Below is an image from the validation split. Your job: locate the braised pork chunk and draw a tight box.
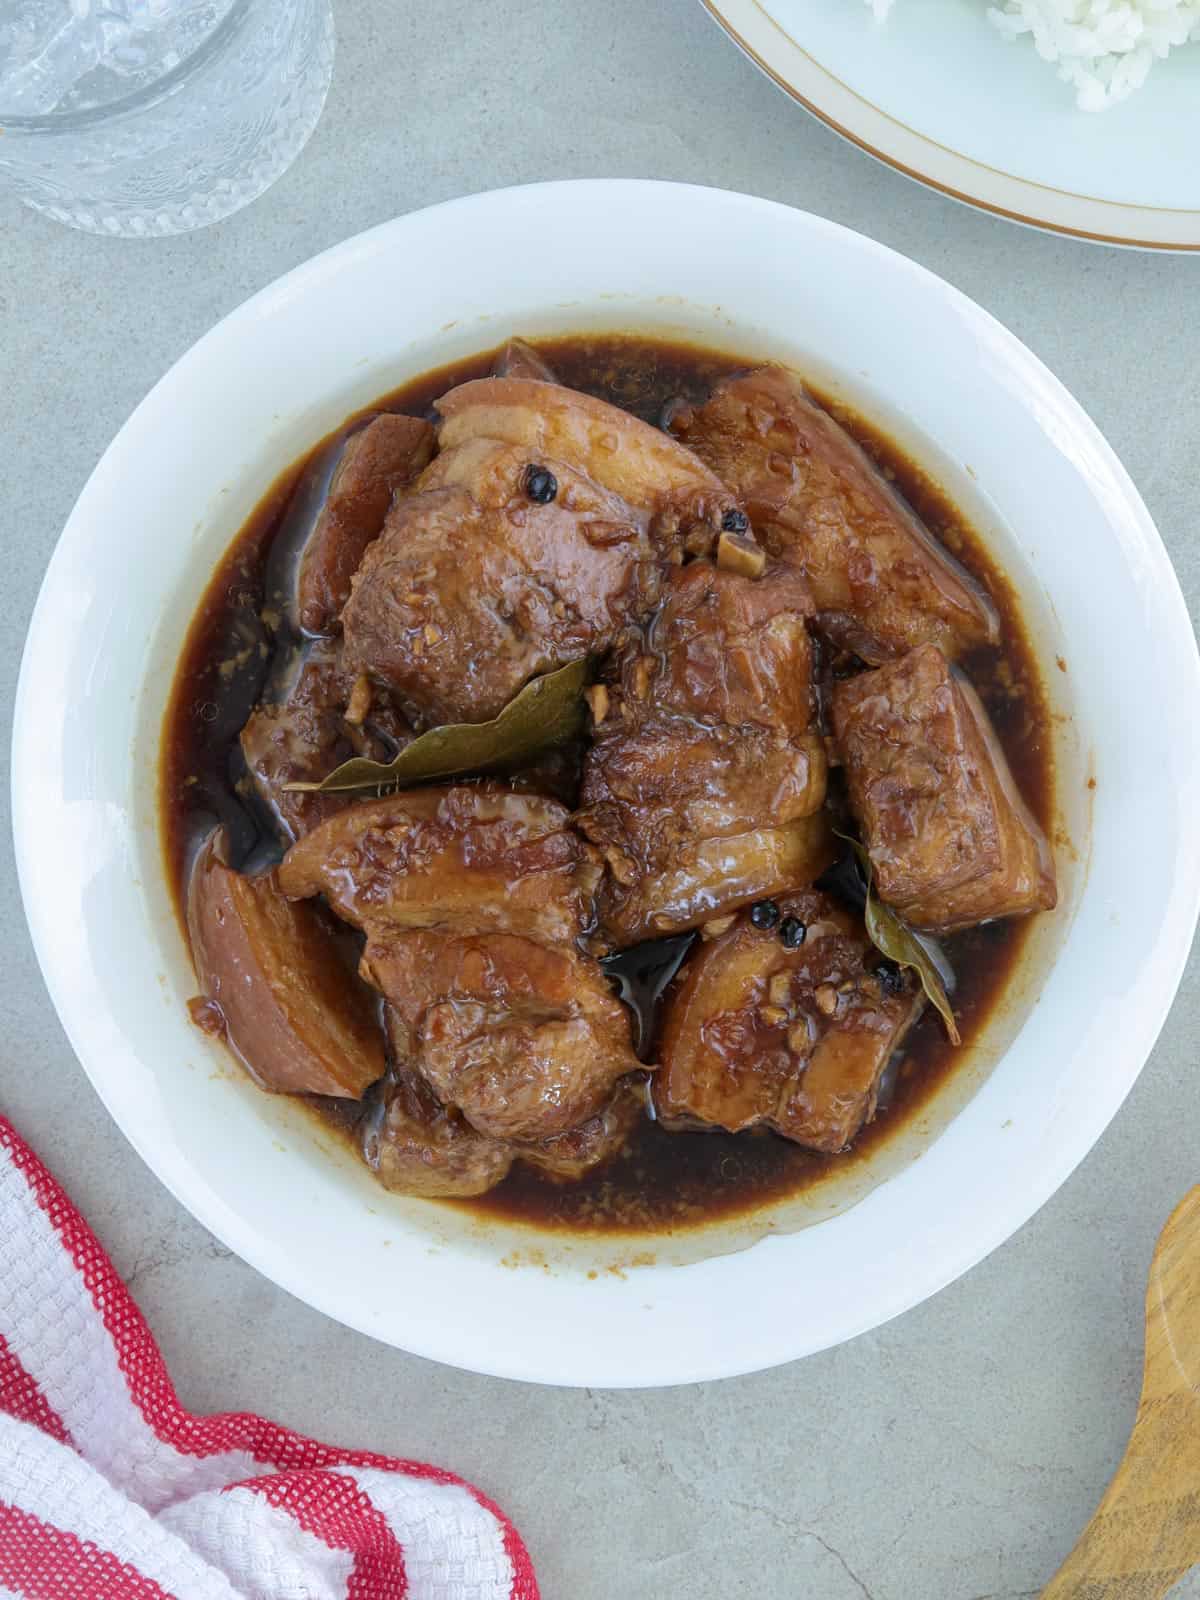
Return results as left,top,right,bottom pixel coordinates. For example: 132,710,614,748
434,376,737,538
362,1062,515,1198
188,834,384,1100
279,785,639,1142
277,786,591,945
364,931,636,1141
656,891,923,1153
641,550,817,731
341,377,740,727
297,413,435,635
578,561,831,942
362,1044,642,1197
670,366,998,663
239,641,412,844
832,644,1056,932
516,1077,645,1180
341,474,654,727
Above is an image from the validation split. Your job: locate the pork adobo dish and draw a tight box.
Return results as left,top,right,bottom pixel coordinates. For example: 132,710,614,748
164,335,1056,1232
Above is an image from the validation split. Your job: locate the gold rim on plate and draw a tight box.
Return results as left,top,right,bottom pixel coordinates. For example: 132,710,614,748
702,0,1200,252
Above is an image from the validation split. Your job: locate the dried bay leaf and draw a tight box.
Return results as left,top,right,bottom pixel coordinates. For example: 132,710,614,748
286,657,589,795
833,836,961,1045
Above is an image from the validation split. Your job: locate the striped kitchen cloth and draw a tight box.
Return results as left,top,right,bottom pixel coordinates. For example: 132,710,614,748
0,1117,538,1599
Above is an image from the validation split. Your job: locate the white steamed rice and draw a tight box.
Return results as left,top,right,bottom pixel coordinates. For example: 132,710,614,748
867,0,1200,110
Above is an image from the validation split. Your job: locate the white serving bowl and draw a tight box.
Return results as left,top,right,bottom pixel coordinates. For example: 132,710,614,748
14,181,1200,1387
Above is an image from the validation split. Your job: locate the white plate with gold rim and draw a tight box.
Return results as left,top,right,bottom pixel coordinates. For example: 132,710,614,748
702,0,1200,250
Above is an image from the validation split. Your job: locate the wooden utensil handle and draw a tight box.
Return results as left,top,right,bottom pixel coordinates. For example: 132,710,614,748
1042,1189,1200,1599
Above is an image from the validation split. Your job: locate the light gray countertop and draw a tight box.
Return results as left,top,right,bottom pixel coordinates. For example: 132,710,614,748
3,3,1199,1596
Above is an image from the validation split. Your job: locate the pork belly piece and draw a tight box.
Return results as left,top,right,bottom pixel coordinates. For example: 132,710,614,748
831,643,1056,932
580,720,832,944
365,932,637,1141
655,890,923,1153
434,375,737,542
515,1077,645,1181
297,413,435,635
340,433,730,734
340,375,742,727
239,641,412,844
340,473,654,726
577,561,831,943
642,554,817,732
361,1051,642,1198
279,784,639,1142
361,1062,515,1198
187,833,385,1099
278,785,594,947
669,366,999,662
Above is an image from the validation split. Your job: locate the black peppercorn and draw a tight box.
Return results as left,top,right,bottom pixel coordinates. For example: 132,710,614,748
779,917,807,949
874,959,905,995
721,508,750,533
749,899,780,930
523,465,558,504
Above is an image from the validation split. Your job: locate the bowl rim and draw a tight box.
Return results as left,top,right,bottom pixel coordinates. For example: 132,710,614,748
13,179,1200,1386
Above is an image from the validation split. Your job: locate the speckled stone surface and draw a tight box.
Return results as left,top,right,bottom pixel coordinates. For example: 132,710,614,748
2,3,1199,1595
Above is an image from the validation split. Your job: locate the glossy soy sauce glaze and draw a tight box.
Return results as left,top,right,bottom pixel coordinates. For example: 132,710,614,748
162,334,1054,1236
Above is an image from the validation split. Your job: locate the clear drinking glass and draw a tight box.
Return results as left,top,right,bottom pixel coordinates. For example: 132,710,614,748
0,0,334,235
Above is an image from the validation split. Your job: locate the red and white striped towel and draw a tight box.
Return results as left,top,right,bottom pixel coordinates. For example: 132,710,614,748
0,1118,539,1600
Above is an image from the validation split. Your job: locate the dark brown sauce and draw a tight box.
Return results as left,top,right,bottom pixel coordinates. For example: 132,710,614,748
162,334,1054,1237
